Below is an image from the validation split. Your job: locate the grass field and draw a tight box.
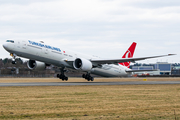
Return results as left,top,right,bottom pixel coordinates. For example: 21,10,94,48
0,78,180,120
1,77,180,83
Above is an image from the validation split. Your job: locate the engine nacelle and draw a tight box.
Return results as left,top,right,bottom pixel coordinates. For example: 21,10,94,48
73,58,92,71
27,60,46,70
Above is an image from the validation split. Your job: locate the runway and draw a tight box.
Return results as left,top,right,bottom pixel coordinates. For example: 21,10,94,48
1,81,180,87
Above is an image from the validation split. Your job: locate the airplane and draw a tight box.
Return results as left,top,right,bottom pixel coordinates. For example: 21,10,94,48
3,40,175,81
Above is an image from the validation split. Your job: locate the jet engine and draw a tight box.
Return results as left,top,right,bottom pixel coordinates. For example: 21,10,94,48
27,60,46,70
73,58,92,71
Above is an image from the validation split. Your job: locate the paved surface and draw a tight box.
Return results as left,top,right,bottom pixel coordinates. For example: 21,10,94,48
1,81,180,87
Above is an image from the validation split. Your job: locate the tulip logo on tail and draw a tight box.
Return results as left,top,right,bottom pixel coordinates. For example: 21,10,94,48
119,42,137,68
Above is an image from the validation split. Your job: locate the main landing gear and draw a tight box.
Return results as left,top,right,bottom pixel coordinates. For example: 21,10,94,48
57,67,68,81
82,73,94,81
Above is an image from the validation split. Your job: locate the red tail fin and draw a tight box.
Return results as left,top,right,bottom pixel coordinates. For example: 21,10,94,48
119,42,137,68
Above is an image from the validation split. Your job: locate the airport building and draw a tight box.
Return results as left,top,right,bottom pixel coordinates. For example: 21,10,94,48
154,62,172,75
132,62,172,75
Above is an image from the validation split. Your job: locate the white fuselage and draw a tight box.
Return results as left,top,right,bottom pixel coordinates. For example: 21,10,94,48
3,40,131,77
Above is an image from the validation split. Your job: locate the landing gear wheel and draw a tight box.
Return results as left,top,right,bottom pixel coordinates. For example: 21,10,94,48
12,61,16,64
82,73,94,81
65,77,68,81
82,74,85,78
59,74,63,79
91,77,94,81
56,67,68,81
57,74,60,78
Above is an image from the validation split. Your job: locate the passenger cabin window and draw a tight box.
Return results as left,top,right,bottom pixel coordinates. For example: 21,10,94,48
6,40,14,43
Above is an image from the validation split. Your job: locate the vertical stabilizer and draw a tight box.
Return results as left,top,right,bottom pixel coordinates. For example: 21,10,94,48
119,42,137,68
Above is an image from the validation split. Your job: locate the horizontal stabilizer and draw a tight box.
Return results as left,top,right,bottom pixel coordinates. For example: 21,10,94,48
126,69,158,73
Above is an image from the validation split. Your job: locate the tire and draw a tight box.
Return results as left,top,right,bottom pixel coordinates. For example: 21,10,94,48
57,74,60,78
60,74,63,79
87,77,91,81
91,77,94,81
85,75,88,79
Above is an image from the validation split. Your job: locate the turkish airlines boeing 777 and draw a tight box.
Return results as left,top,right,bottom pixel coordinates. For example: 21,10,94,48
3,40,174,81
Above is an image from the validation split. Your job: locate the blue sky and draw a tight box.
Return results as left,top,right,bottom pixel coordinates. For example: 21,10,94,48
0,0,179,63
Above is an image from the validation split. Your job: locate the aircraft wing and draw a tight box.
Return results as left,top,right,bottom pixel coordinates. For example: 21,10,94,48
90,54,175,65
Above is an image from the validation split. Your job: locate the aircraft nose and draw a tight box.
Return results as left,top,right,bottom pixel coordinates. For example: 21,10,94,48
3,43,7,49
3,43,10,51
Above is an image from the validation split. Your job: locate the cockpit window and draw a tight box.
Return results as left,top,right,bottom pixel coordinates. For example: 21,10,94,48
6,40,14,43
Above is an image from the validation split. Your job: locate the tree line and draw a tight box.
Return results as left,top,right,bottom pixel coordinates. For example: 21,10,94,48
1,58,179,77
0,58,86,77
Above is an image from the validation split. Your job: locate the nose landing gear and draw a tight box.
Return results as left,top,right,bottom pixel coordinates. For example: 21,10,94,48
10,53,17,64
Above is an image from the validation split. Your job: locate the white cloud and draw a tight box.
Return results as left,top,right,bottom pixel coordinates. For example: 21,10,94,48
1,0,180,23
0,0,179,63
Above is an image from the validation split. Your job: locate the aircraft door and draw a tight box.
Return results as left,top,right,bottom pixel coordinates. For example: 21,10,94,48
22,41,27,49
41,47,50,59
118,66,122,77
42,47,48,54
44,48,48,54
